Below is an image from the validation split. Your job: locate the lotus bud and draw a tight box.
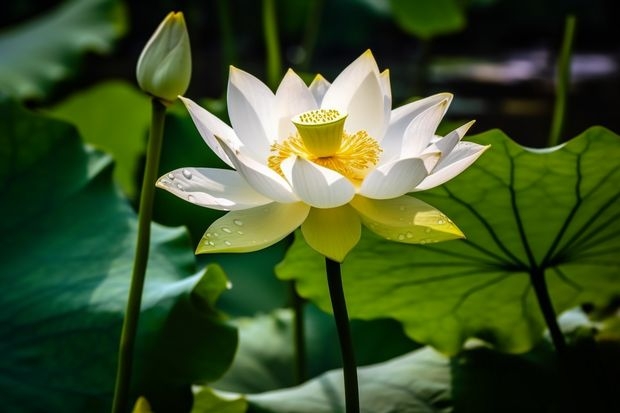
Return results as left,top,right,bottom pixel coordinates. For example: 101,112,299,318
136,11,191,103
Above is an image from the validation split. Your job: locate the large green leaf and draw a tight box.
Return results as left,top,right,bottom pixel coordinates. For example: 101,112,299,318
48,81,150,199
0,0,126,101
277,127,620,354
0,99,237,412
388,0,465,39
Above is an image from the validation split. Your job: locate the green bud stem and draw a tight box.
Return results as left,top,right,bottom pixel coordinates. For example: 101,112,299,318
111,99,167,413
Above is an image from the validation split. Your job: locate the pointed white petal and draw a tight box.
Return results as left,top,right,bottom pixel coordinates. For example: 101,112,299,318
156,167,272,210
401,97,451,157
218,138,298,203
381,93,453,164
309,74,331,105
280,157,356,208
179,96,241,168
321,50,379,112
340,71,385,142
196,202,310,254
275,69,318,142
379,69,392,137
414,142,490,191
433,120,476,162
359,154,436,199
227,66,276,160
301,205,361,262
350,195,464,243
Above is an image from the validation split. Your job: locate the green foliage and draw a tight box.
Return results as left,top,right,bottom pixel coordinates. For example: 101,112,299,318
277,128,620,354
49,80,150,199
0,0,127,101
388,0,465,39
0,99,237,412
191,387,248,413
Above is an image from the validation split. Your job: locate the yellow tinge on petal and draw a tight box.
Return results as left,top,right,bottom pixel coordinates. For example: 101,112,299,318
301,205,361,262
350,195,464,244
269,109,382,182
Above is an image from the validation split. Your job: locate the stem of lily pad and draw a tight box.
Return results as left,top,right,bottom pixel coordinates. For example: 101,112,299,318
548,15,576,147
290,282,307,384
529,268,567,355
111,98,167,413
325,258,359,413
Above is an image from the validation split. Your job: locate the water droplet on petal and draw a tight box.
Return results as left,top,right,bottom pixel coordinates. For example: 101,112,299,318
208,241,215,246
205,233,212,238
224,240,232,246
233,219,244,226
182,168,193,179
176,183,184,191
221,227,232,234
159,179,170,186
167,173,175,180
397,233,405,241
187,195,196,203
406,232,413,239
213,232,219,237
437,219,445,225
237,230,244,235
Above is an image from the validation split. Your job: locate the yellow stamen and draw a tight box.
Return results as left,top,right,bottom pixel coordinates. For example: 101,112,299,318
268,109,382,182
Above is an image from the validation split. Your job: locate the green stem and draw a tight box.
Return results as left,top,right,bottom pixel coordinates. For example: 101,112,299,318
216,0,237,90
298,0,325,72
529,268,567,355
325,258,359,413
290,282,307,384
548,15,576,147
262,0,282,90
111,98,167,413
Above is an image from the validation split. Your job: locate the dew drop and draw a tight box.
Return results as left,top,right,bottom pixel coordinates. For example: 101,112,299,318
397,233,405,241
237,230,244,235
176,183,185,191
182,168,193,179
221,227,232,234
437,219,445,225
208,241,215,246
224,240,232,246
233,219,244,226
205,233,212,238
159,179,170,186
187,194,196,203
406,232,413,239
213,232,220,237
167,173,175,180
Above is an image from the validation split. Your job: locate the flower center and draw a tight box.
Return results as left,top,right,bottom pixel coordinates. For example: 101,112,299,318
268,109,381,182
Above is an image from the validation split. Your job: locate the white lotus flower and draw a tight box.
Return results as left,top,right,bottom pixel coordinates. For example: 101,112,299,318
157,50,489,262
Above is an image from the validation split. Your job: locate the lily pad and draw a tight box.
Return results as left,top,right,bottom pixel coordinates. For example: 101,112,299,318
0,99,237,412
277,127,620,354
388,0,465,39
0,0,126,101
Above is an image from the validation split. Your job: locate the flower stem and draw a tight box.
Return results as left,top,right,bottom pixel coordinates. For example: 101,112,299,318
298,0,325,72
529,268,567,355
262,0,282,90
325,258,359,413
548,15,576,147
290,282,307,384
111,98,167,413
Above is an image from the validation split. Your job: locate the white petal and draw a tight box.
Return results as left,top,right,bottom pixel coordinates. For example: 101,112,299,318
218,138,298,203
196,202,310,254
309,74,331,105
321,50,379,112
379,69,392,137
156,167,272,211
280,157,356,208
433,120,476,162
401,96,451,157
381,93,453,164
227,66,276,160
275,69,318,142
414,142,490,191
179,96,241,168
360,154,437,199
340,71,385,142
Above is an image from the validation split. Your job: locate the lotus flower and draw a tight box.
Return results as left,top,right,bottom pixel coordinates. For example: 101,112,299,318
157,51,488,261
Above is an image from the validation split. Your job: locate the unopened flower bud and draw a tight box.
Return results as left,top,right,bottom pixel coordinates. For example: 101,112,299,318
136,11,191,102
